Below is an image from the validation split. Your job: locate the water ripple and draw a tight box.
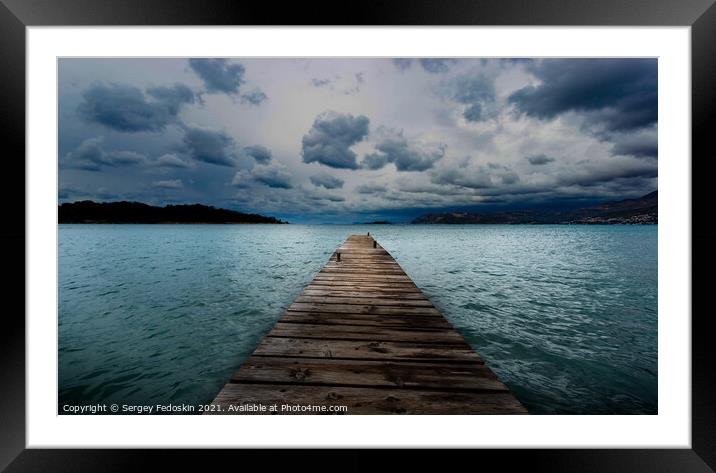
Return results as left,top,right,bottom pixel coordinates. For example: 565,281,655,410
59,224,657,414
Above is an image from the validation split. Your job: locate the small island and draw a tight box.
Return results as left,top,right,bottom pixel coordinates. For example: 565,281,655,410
58,200,288,224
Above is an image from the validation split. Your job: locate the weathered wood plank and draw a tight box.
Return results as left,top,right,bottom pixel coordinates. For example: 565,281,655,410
268,322,468,344
316,270,412,282
288,302,441,316
209,384,527,414
302,288,428,299
230,356,508,391
294,295,434,307
253,337,483,362
306,281,419,289
280,312,453,329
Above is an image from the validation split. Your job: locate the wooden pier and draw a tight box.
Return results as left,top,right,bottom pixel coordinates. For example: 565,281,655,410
209,234,527,414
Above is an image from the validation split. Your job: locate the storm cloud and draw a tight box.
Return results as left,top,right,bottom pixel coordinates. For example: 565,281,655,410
509,59,657,132
78,83,195,132
609,127,658,159
449,74,496,122
232,162,293,189
392,58,458,74
432,164,493,189
146,84,197,114
181,125,237,166
241,89,268,106
64,137,147,171
419,58,458,74
356,184,387,194
154,153,193,168
310,172,344,189
301,111,370,169
189,58,246,95
152,179,183,189
362,129,446,171
527,154,555,165
251,163,293,188
244,145,272,163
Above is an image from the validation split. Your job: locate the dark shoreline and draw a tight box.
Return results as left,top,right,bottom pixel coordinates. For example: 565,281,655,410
58,221,288,224
58,200,287,224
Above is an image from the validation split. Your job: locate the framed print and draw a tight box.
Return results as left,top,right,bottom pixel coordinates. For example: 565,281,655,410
2,0,714,470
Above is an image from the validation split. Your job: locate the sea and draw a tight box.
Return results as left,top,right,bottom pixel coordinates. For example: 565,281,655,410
59,224,657,414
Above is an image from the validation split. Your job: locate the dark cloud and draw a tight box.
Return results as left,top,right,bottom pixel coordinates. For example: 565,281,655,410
362,129,445,172
105,150,147,166
241,89,267,106
233,163,292,189
63,137,106,170
509,59,657,132
146,84,197,114
78,83,194,132
58,185,124,202
357,184,387,194
155,153,193,168
181,125,237,167
304,187,345,202
301,111,370,169
397,181,465,196
392,58,413,72
244,145,272,163
250,164,293,189
611,130,658,159
311,78,332,87
152,179,183,189
189,58,246,95
64,137,147,171
555,159,657,188
527,154,555,165
419,58,457,74
392,58,457,74
499,170,520,184
498,58,536,67
433,166,491,189
449,74,496,122
310,173,344,189
463,104,484,122
429,156,655,200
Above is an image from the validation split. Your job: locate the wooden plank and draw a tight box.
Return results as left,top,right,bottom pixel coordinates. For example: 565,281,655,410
315,273,413,281
230,356,508,391
280,312,453,329
302,289,428,299
288,302,440,315
306,281,419,289
253,337,483,363
320,270,408,276
268,322,468,344
294,295,435,307
209,384,527,414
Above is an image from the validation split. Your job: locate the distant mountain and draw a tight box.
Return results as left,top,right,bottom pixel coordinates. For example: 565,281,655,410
59,200,288,224
412,191,657,225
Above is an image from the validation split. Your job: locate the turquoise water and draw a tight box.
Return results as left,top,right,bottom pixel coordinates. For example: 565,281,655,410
59,224,657,414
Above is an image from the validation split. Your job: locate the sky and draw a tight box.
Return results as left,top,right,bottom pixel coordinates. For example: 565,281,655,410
58,58,657,223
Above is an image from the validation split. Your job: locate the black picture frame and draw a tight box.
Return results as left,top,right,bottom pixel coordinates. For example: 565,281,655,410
2,0,713,471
